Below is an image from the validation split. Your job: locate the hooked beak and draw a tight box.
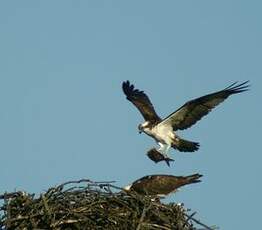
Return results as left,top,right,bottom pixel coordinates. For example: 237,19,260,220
138,124,143,134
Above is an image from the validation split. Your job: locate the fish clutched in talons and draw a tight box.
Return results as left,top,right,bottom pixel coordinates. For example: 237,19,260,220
147,148,174,167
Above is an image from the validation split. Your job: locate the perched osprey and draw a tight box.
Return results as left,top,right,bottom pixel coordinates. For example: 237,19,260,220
124,174,202,196
122,80,249,158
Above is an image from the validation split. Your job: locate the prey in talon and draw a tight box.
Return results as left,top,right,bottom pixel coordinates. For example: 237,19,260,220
147,148,174,167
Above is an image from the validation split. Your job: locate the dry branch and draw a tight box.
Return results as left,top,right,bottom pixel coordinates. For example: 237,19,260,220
0,179,214,230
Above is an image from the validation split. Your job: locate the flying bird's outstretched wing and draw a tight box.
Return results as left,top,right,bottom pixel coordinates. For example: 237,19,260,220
125,174,202,196
158,81,250,131
122,81,161,122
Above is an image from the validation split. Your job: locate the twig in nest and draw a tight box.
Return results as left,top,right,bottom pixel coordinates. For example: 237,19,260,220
0,178,212,230
185,213,214,230
136,203,152,230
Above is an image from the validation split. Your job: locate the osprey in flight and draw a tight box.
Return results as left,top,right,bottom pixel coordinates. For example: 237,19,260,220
124,174,202,196
122,80,249,158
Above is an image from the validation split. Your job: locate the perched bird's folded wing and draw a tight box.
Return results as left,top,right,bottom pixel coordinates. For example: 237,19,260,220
158,81,250,131
126,174,203,196
122,81,161,122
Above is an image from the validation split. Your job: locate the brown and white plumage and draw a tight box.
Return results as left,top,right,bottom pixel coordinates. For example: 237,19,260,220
159,81,250,131
124,174,202,196
122,80,249,158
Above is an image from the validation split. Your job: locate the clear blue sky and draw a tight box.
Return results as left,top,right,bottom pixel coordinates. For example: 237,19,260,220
0,1,261,229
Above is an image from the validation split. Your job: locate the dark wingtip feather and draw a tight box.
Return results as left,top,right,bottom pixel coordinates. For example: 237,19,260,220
191,173,203,179
188,173,203,183
122,80,146,100
192,179,202,183
195,142,200,151
122,80,133,96
197,174,203,179
225,80,250,94
190,141,200,152
122,80,129,90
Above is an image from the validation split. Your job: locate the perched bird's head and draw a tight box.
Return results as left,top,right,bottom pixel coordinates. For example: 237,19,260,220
138,121,150,134
123,184,132,191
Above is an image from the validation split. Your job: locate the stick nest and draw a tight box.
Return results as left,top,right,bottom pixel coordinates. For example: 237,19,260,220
0,179,201,230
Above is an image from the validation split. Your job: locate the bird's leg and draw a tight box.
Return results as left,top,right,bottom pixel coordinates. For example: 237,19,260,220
158,142,164,152
162,144,171,157
158,143,170,157
164,144,171,155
